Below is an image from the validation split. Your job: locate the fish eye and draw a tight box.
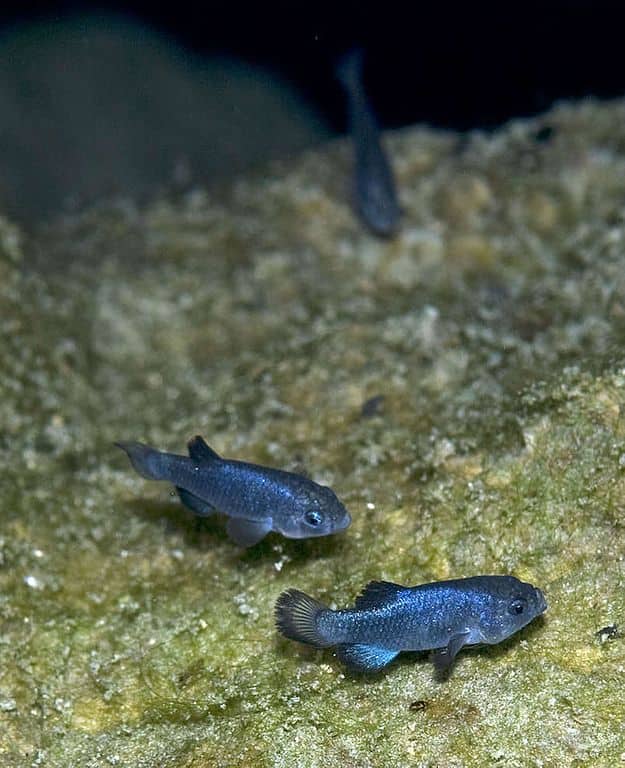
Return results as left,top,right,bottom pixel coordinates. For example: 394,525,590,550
509,599,526,616
304,510,323,527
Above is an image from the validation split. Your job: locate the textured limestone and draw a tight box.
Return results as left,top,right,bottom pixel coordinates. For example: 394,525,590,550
2,100,625,767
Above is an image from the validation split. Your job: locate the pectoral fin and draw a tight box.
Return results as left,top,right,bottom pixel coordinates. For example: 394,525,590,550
176,487,216,517
432,630,471,674
226,517,272,547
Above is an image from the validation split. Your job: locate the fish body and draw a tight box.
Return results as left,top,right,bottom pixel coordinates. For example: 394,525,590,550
116,436,351,546
276,575,547,673
337,49,400,237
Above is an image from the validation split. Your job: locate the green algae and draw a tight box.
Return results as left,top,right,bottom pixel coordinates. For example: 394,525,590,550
2,101,625,766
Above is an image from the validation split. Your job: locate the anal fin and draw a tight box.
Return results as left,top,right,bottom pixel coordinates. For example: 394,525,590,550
226,517,272,547
336,643,399,673
176,487,216,517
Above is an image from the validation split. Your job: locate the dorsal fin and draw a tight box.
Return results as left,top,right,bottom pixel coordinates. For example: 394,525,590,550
354,580,405,609
187,435,221,464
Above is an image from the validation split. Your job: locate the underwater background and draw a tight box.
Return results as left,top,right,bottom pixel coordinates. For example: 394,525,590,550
1,4,625,766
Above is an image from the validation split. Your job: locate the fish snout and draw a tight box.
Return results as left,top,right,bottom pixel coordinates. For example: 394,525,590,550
336,509,352,532
536,588,548,614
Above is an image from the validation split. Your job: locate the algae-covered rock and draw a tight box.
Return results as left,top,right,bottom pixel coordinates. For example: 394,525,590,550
2,100,625,767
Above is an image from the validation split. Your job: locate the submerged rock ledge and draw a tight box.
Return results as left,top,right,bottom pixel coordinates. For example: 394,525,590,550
2,99,625,767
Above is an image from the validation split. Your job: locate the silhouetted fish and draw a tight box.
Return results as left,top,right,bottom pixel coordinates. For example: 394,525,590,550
337,49,401,237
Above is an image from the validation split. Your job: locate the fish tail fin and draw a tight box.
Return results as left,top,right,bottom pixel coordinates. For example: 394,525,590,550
115,441,164,480
275,589,334,648
336,48,364,91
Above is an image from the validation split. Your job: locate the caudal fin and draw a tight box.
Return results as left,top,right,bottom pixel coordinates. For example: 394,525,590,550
115,441,164,480
275,589,333,648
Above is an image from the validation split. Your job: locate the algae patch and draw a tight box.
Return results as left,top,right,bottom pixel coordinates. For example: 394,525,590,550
2,101,625,766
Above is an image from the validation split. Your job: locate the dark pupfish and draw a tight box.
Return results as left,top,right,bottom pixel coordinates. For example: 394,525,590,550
116,436,351,547
337,48,401,238
276,575,546,674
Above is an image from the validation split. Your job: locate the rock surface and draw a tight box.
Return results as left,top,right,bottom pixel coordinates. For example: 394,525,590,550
2,100,625,766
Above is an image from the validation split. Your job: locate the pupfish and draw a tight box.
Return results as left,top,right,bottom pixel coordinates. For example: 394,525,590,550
116,436,351,547
337,49,401,237
276,575,546,674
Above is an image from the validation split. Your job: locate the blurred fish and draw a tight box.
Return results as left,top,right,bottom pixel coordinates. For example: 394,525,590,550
276,575,547,674
337,49,401,237
116,436,351,547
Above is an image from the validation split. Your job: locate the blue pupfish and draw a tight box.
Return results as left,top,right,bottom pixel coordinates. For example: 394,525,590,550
337,48,401,238
116,436,351,547
276,575,547,674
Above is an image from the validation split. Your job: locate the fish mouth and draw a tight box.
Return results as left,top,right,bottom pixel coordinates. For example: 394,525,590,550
336,511,352,532
536,588,548,614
